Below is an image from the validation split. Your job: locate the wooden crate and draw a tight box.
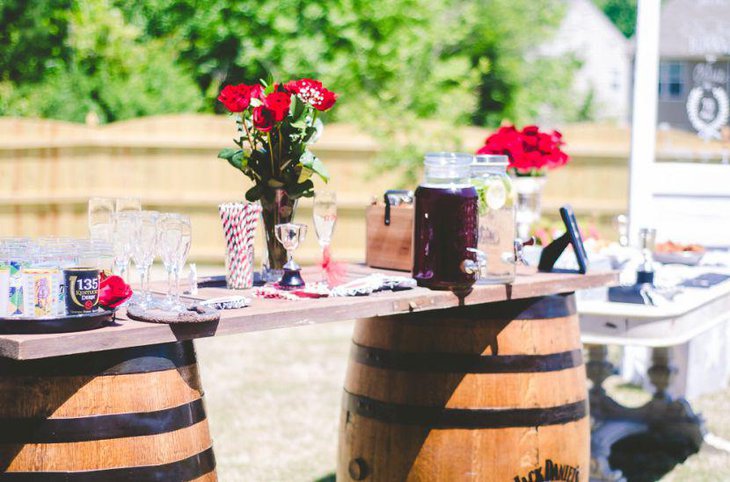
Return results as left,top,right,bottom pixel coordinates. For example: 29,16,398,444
365,203,413,272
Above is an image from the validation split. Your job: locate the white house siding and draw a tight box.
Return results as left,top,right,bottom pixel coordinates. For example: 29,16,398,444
540,0,631,122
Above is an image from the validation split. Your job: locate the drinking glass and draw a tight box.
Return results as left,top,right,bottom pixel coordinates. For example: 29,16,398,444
313,191,337,283
88,198,115,241
130,211,159,308
274,223,307,270
112,212,136,282
115,198,142,214
157,214,192,311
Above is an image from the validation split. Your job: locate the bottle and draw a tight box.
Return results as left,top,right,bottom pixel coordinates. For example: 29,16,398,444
470,154,517,284
412,152,479,294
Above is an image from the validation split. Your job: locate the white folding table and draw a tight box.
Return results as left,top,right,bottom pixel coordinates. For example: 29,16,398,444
577,268,730,481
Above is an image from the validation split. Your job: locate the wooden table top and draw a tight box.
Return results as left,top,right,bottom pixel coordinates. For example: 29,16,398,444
0,265,617,360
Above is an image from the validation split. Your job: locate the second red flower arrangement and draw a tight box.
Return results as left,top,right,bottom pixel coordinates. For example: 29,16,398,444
477,124,569,176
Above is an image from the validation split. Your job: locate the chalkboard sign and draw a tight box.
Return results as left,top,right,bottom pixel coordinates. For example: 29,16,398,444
538,205,589,274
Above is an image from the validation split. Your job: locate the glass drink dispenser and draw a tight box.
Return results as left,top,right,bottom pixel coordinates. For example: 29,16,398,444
412,153,479,294
470,154,517,284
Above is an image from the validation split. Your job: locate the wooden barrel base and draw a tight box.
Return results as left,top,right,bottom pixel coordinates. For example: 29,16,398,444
0,342,217,481
338,294,588,482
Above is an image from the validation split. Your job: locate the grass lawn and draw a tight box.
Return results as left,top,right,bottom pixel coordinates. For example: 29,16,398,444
195,321,730,482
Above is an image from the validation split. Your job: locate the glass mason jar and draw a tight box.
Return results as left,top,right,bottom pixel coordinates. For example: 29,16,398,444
412,152,479,294
470,155,517,284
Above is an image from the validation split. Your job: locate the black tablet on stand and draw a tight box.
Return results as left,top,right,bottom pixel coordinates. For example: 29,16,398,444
538,205,589,274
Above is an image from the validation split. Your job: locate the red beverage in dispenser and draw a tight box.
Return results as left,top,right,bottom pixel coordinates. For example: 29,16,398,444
412,153,479,293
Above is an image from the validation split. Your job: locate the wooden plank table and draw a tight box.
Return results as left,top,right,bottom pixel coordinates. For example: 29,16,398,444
0,265,616,361
0,265,617,481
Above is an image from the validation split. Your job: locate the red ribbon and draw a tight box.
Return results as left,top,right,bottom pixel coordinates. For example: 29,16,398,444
321,246,346,286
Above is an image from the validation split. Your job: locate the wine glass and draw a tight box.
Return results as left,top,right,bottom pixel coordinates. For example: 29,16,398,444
88,197,115,241
111,212,136,282
274,223,307,289
157,214,192,311
116,198,142,214
130,211,159,308
313,191,337,283
275,223,307,270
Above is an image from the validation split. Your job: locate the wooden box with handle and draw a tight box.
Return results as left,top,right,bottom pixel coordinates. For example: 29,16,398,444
366,190,414,272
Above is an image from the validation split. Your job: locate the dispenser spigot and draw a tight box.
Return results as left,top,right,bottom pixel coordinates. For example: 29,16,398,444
502,237,536,265
461,248,487,277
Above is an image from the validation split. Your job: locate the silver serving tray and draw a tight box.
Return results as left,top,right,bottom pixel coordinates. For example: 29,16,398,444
0,310,115,334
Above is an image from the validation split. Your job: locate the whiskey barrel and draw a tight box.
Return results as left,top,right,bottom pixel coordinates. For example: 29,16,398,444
0,341,217,481
338,293,588,482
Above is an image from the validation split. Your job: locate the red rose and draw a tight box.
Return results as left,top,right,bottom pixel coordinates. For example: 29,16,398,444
218,84,254,112
521,125,540,136
263,91,292,122
285,78,337,111
524,150,543,168
253,106,275,132
537,133,555,153
98,274,133,310
250,84,265,100
523,134,539,149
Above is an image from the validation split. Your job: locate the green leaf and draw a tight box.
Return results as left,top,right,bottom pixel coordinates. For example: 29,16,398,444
302,126,317,143
301,152,330,182
245,184,263,202
229,151,247,170
217,148,239,161
297,166,314,183
290,118,307,130
289,95,305,121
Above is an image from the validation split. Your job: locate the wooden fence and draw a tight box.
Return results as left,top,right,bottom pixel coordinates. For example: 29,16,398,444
1,115,722,264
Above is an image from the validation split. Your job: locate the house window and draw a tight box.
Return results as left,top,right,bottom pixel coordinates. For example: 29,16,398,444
658,62,685,100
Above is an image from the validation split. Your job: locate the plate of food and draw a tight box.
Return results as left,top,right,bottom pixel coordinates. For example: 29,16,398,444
653,241,705,266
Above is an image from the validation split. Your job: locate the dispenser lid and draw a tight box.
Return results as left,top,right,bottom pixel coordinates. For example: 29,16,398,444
424,152,473,167
473,154,508,167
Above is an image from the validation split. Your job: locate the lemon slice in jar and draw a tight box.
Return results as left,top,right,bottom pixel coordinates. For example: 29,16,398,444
502,177,515,208
486,180,507,210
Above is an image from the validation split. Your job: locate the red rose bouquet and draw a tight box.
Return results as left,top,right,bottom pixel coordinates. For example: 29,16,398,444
217,79,337,201
477,124,569,176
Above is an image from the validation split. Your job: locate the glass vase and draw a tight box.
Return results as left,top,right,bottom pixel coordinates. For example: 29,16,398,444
259,188,298,283
512,175,546,240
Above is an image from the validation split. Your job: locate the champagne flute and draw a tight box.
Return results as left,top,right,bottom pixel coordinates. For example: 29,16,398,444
130,211,159,308
156,214,192,311
88,197,115,241
111,212,136,282
313,191,337,284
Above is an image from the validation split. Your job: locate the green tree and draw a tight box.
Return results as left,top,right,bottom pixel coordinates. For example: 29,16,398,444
592,0,637,38
1,0,575,134
0,0,202,122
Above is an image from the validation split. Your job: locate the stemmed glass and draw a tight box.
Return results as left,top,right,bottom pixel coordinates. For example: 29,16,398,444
88,197,115,241
313,191,337,284
130,211,159,308
157,214,192,311
274,223,307,289
111,212,136,281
